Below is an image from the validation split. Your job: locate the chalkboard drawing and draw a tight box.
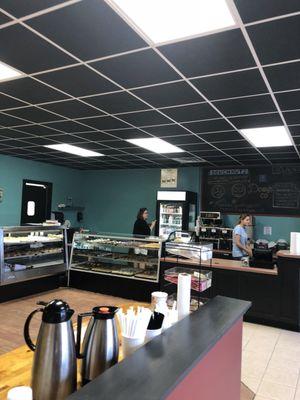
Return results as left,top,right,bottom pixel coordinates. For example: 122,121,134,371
232,183,246,198
273,183,299,208
248,183,259,194
211,184,225,199
259,186,272,199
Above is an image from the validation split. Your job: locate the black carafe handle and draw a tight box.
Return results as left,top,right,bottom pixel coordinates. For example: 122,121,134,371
76,312,92,359
24,308,43,351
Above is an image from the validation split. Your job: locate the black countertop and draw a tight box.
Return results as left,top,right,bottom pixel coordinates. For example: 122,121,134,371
68,296,250,400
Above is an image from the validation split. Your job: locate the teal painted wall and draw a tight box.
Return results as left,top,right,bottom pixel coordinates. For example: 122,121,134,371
0,154,84,226
82,167,200,234
0,153,299,243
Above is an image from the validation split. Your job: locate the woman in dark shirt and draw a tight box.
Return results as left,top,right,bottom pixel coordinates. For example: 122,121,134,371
133,208,156,236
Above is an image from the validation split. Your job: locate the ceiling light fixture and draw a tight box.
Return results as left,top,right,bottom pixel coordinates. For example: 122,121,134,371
45,144,104,157
110,0,236,44
0,61,23,82
126,138,184,153
240,126,292,148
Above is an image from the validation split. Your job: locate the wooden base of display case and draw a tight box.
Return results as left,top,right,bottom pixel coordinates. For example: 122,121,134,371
69,270,159,302
0,274,66,303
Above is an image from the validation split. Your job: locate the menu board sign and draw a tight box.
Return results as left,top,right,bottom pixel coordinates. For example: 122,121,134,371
202,166,300,215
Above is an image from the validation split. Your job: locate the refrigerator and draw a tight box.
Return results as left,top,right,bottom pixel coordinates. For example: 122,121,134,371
155,191,197,238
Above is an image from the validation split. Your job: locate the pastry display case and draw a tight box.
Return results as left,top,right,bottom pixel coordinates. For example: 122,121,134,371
0,226,68,285
69,233,162,282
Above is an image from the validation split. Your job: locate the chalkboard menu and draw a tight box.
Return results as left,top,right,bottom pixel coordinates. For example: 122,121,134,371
202,166,300,215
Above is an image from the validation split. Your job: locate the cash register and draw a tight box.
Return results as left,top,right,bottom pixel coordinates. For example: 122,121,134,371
249,239,275,269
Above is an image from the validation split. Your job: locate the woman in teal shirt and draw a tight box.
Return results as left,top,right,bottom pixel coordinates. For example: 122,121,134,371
232,214,253,259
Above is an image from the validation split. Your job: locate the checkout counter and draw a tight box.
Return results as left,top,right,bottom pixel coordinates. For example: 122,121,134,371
160,235,300,332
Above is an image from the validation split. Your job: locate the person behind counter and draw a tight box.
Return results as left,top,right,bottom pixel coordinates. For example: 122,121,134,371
232,214,253,260
133,208,156,236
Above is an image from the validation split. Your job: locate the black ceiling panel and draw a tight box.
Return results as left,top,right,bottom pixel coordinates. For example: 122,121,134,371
0,12,12,24
27,0,147,60
213,95,277,116
162,103,220,122
6,106,65,123
292,136,300,145
264,62,300,92
78,116,130,131
290,125,300,136
45,120,95,133
275,91,300,111
191,69,268,100
41,100,104,119
225,148,261,155
0,0,67,17
229,113,283,129
0,24,73,73
16,124,60,136
0,78,68,104
0,128,33,139
164,135,202,145
284,111,300,125
73,131,115,142
132,81,204,108
84,91,150,114
212,140,252,149
144,124,189,137
183,118,233,133
234,0,300,23
43,134,85,144
0,93,27,110
117,110,171,127
198,131,243,142
92,49,181,88
38,65,119,97
21,136,59,146
0,138,30,147
179,143,217,151
247,15,300,65
160,29,255,77
105,128,152,140
0,112,29,127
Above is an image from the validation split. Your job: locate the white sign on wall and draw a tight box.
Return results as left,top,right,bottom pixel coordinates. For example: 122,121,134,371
160,169,178,188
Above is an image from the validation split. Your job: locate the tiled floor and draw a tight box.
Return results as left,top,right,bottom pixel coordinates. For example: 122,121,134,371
242,322,300,400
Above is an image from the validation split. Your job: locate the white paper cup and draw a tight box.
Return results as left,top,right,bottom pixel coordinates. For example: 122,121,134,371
145,328,162,342
122,335,144,358
7,386,32,400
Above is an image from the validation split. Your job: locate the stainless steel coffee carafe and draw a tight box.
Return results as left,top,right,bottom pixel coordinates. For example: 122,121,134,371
77,306,119,385
24,299,77,400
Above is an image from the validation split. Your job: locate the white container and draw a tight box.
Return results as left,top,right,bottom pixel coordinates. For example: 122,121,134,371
151,292,170,330
122,335,144,358
177,273,191,320
7,387,32,400
145,328,162,343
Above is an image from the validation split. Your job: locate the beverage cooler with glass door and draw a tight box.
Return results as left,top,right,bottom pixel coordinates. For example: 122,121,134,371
155,191,197,238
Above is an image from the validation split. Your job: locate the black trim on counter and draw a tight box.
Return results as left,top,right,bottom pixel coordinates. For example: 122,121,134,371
67,296,250,400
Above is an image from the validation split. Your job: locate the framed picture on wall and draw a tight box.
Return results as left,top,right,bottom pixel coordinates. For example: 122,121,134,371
0,188,3,203
160,169,178,188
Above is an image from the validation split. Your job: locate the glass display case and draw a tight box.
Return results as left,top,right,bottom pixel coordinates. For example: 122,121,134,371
0,226,67,285
69,233,162,282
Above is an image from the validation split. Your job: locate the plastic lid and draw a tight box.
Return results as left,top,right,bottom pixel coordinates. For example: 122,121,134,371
92,306,119,319
42,299,74,324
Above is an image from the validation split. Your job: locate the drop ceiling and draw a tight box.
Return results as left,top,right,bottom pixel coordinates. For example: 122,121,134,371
0,0,299,169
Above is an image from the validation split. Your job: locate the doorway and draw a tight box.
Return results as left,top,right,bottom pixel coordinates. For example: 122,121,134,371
21,179,52,225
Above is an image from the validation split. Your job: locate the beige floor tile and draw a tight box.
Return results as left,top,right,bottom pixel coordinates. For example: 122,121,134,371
257,380,295,400
254,396,273,400
263,366,299,387
268,354,300,373
242,375,262,393
294,386,300,400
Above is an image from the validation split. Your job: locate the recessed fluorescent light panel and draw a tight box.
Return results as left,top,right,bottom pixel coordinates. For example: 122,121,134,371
241,126,292,148
126,138,184,153
0,61,23,82
111,0,235,44
45,144,104,157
